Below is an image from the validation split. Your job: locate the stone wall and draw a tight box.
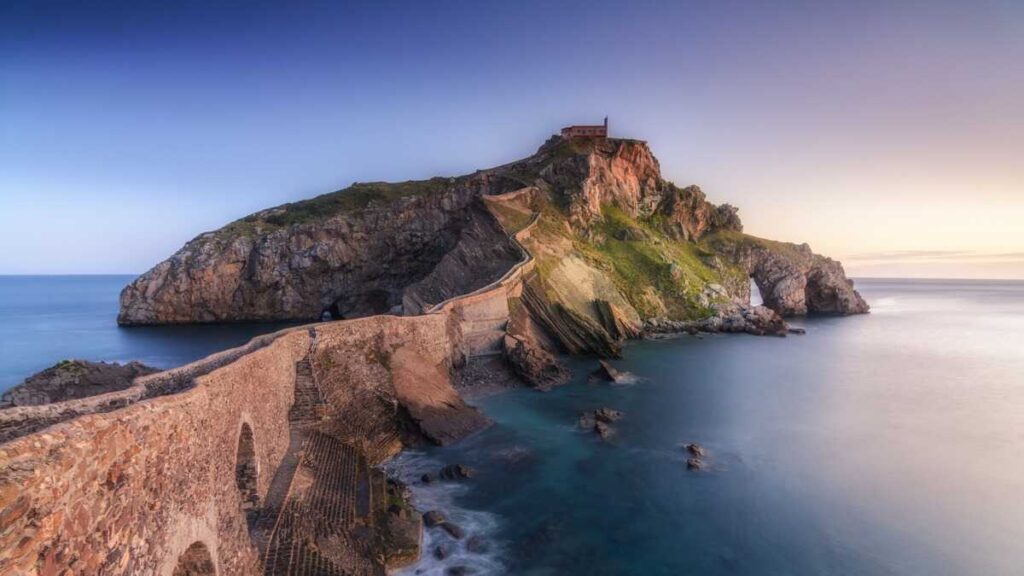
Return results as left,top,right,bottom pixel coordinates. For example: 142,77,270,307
0,327,300,444
0,329,310,575
0,202,539,576
0,310,487,575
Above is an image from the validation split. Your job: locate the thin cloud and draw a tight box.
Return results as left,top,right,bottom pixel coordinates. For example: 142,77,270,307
847,250,1024,262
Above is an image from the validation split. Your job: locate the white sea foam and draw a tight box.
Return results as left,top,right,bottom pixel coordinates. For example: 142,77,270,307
385,451,506,575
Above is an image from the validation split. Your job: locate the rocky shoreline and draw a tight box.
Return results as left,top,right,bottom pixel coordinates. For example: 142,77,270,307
1,133,869,575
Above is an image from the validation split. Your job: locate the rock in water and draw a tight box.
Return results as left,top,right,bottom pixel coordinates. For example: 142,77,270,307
422,510,446,527
685,443,705,458
441,522,465,539
465,535,489,554
593,360,626,383
594,407,624,423
1,360,159,407
439,464,476,480
686,458,704,471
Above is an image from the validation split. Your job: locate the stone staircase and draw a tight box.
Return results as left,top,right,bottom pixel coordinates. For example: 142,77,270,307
260,432,380,576
252,341,383,576
289,359,326,427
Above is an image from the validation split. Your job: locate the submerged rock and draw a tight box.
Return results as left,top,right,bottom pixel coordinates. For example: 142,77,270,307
439,464,476,480
465,535,489,554
685,443,705,458
579,407,624,435
686,458,704,471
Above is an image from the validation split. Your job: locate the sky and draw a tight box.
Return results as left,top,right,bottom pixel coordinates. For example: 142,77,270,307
2,0,1022,278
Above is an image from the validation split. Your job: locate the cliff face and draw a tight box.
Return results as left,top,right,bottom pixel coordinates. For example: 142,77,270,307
118,177,522,325
119,135,866,339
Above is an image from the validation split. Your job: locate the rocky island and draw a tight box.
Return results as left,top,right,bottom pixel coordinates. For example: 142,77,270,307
0,132,866,575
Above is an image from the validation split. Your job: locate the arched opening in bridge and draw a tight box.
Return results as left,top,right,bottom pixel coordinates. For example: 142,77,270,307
172,541,216,576
749,276,764,307
235,422,258,510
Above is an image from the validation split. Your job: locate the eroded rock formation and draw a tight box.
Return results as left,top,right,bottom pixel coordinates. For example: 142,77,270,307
0,360,158,407
118,177,522,325
705,234,870,316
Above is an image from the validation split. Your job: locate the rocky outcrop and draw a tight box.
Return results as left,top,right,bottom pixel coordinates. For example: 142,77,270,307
118,175,524,325
655,184,742,241
120,133,864,332
518,277,621,357
502,294,570,390
312,314,489,461
706,234,869,316
401,201,523,315
1,360,159,407
646,304,789,337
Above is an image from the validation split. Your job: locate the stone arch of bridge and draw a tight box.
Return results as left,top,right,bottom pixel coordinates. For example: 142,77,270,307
235,420,259,510
171,541,216,576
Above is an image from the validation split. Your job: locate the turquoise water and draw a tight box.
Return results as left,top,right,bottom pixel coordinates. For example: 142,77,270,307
0,275,293,392
3,276,1023,574
394,279,1024,575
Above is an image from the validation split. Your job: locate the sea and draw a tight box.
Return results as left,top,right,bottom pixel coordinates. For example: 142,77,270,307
2,276,1023,575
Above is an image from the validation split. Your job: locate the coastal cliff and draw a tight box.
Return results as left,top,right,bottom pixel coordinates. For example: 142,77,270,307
118,135,867,386
3,132,870,575
120,136,866,332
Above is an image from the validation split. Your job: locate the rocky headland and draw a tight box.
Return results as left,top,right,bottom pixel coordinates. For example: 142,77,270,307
1,359,159,408
2,132,868,575
118,135,867,385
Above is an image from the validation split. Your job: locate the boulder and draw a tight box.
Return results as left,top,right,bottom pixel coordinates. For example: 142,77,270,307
577,412,595,429
594,408,623,424
594,421,613,440
439,464,476,480
441,522,465,539
593,360,626,383
423,510,445,527
684,443,705,458
686,458,704,471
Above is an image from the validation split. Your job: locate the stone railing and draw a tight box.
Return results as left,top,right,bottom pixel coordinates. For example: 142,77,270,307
426,210,540,316
0,323,313,443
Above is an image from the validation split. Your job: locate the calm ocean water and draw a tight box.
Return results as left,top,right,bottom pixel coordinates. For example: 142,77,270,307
3,277,1022,574
392,278,1024,575
0,275,293,392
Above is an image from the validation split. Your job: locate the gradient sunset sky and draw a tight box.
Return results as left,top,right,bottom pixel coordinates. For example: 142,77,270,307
2,1,1022,278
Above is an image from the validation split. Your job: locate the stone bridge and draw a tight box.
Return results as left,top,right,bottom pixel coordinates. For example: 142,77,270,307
0,209,539,575
0,313,479,575
0,188,541,575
